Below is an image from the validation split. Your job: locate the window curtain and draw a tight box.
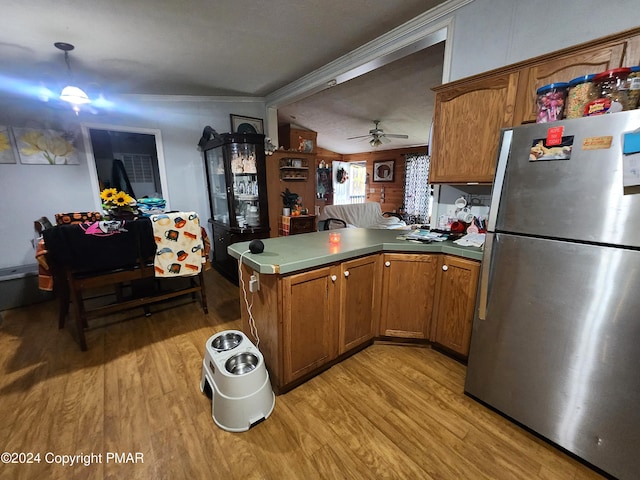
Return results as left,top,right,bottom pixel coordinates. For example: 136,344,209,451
403,153,431,224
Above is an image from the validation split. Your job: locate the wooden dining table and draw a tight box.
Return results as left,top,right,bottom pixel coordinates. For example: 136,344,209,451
42,217,208,351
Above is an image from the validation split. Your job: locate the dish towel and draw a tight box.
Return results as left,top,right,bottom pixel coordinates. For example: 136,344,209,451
150,212,204,277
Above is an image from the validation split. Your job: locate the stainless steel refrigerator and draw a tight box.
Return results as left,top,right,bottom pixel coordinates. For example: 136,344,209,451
465,110,640,480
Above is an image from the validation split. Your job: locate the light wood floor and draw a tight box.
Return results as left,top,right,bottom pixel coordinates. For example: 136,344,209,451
0,269,605,480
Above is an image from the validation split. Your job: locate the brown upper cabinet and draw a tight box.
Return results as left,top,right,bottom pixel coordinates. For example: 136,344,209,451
430,27,640,184
514,41,627,124
430,71,519,184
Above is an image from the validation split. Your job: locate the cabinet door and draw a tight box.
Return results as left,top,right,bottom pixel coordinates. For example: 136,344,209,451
430,72,519,184
282,266,337,383
624,33,640,66
211,224,238,282
379,253,438,339
515,42,626,124
432,255,480,357
339,255,379,354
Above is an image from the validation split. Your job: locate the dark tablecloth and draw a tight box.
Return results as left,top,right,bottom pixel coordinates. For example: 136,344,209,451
42,218,157,273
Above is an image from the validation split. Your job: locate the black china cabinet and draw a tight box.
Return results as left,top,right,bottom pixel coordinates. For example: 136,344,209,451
202,133,269,282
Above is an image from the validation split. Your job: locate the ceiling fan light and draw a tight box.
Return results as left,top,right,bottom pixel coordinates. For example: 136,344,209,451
60,85,91,105
370,137,382,147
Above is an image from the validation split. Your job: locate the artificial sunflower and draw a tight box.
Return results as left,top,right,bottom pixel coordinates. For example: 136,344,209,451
100,188,118,203
113,191,133,207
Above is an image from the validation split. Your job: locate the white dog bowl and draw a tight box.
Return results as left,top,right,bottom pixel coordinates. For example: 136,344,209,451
200,330,275,432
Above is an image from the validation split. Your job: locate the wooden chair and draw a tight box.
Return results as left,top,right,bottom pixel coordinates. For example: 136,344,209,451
61,259,208,351
322,218,347,230
44,219,208,351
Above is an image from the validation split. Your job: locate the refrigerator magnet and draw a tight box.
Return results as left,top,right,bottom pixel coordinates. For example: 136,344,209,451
529,136,573,161
622,131,640,155
582,136,613,150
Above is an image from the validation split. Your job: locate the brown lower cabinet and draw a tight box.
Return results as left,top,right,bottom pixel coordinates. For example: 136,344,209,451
282,266,337,384
379,253,438,339
241,252,479,392
338,255,380,354
431,255,480,357
281,255,379,384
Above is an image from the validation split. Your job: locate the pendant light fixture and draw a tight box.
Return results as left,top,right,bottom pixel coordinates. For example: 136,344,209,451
55,42,90,113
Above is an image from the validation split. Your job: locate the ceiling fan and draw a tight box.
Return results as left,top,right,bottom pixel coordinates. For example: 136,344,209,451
347,120,408,147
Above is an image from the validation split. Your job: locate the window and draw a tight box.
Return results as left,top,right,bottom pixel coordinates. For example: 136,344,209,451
348,163,366,204
332,161,366,205
403,153,432,224
82,124,169,211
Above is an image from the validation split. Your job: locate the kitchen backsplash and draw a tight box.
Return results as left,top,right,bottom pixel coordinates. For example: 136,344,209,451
432,184,492,228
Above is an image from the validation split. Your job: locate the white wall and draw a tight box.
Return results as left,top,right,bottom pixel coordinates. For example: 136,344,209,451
448,0,639,82
0,95,265,269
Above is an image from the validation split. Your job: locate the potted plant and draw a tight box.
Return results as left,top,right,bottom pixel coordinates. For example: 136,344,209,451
281,188,299,216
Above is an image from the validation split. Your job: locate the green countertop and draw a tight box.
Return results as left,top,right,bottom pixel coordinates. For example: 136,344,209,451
228,228,484,275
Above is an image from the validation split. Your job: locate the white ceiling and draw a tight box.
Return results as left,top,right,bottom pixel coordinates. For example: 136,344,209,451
278,44,445,154
0,0,449,154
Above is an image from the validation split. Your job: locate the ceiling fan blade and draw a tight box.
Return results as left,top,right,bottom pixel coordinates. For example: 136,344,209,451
384,134,409,139
380,135,392,144
347,134,371,140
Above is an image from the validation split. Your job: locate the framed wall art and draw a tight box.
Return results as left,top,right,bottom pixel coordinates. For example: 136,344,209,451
13,127,80,165
373,160,394,182
230,115,264,134
0,126,17,164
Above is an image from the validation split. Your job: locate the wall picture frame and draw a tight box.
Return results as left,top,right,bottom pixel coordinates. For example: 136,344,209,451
230,115,264,135
373,160,394,182
0,126,18,164
13,127,80,165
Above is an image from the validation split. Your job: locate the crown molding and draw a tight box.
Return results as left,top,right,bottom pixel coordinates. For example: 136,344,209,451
116,94,266,103
265,0,473,108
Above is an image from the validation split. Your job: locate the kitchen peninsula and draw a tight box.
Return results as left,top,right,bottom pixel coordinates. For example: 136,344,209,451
228,229,482,393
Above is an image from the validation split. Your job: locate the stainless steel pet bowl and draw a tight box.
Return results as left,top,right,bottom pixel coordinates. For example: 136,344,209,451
211,332,243,351
225,352,259,375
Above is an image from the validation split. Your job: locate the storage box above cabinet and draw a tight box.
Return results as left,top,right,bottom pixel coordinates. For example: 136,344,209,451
278,125,317,153
513,41,626,124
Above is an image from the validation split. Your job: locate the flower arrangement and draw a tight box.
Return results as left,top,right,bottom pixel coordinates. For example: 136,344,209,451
100,188,138,220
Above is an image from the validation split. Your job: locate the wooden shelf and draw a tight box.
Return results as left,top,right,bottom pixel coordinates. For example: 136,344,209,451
279,158,309,181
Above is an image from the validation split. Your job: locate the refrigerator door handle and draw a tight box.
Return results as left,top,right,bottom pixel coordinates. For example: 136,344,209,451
487,129,513,232
478,232,494,321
